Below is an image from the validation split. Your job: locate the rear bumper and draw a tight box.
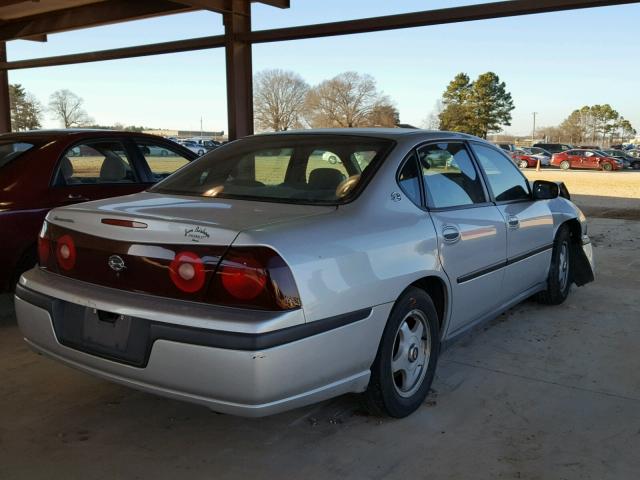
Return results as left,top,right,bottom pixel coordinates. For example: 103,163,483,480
15,269,390,417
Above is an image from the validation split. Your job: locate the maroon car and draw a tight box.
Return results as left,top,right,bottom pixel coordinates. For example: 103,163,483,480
0,129,197,291
510,151,539,168
550,149,623,171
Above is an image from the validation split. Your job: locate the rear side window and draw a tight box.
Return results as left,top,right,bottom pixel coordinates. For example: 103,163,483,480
135,140,192,181
55,140,137,185
398,152,421,206
470,143,530,202
417,142,486,209
0,142,33,169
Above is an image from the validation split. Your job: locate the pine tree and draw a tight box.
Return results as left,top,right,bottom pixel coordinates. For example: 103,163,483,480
438,72,514,138
469,72,514,138
9,84,42,131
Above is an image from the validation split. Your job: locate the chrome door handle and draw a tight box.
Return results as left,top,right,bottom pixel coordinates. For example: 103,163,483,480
507,215,520,229
442,226,461,243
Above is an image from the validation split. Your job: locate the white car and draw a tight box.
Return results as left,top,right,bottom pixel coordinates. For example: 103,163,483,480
15,129,594,418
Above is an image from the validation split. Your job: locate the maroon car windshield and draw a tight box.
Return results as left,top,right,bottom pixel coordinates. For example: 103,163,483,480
0,141,34,169
151,135,394,205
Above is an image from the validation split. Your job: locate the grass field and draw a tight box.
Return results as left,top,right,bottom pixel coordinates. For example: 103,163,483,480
68,154,347,184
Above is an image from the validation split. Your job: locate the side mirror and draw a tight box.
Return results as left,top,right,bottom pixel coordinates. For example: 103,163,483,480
532,180,559,200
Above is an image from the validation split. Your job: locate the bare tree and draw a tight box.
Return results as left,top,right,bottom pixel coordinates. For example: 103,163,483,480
253,69,309,132
422,100,443,130
305,72,397,128
48,89,93,128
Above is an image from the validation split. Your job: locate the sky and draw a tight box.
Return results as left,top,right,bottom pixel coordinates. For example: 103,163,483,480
6,0,640,136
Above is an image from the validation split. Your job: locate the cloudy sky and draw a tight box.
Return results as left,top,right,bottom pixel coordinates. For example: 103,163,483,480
6,0,640,136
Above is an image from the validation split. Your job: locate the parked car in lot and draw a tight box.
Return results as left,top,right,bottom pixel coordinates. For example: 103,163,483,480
533,143,573,154
521,147,551,163
528,146,553,158
0,129,196,292
497,143,517,152
550,149,623,171
602,149,639,169
512,148,550,168
15,129,595,418
178,140,207,156
510,150,541,168
627,149,640,160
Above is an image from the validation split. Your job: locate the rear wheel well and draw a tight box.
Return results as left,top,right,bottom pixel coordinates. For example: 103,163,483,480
410,276,446,331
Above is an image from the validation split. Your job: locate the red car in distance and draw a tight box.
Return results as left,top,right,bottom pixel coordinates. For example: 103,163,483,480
550,149,623,171
0,129,197,291
510,150,539,168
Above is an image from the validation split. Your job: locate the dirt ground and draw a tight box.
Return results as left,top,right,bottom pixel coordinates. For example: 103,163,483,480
1,216,639,480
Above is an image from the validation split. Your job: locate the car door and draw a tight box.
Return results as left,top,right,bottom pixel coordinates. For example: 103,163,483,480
567,150,582,168
128,138,196,185
416,141,507,334
49,138,147,208
583,151,599,169
469,142,554,300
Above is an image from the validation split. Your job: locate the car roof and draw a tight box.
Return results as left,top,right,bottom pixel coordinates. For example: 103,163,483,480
0,129,167,143
251,128,481,142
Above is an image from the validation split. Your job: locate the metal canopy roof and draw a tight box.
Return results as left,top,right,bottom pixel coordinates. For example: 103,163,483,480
0,0,638,139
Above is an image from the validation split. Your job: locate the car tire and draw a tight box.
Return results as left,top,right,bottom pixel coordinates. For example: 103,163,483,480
560,160,570,170
537,225,572,305
364,287,440,418
602,162,612,171
518,160,529,169
197,149,205,156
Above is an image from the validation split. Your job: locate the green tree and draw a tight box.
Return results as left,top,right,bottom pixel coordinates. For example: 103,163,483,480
9,84,42,131
618,118,636,142
468,72,514,138
438,73,472,133
438,72,514,138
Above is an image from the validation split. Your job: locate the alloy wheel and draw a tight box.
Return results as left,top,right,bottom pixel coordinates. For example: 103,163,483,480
391,309,431,398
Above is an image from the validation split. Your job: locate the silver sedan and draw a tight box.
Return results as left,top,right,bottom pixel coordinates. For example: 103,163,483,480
15,129,594,418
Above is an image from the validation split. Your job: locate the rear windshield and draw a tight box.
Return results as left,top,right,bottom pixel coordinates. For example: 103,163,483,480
0,141,34,169
151,135,394,204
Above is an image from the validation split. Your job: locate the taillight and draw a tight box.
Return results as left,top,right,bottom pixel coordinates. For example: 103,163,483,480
56,234,77,270
209,247,301,311
219,252,268,300
169,251,206,293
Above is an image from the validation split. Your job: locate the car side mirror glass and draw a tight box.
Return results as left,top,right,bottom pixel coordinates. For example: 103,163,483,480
532,180,559,200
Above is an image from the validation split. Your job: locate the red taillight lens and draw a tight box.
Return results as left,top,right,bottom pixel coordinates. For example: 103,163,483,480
38,236,51,265
209,247,301,310
56,234,76,270
169,251,206,293
219,253,268,301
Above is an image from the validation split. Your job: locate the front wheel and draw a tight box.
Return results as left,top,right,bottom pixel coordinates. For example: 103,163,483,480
602,162,613,171
537,225,572,305
518,160,529,169
560,160,570,170
364,287,440,418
